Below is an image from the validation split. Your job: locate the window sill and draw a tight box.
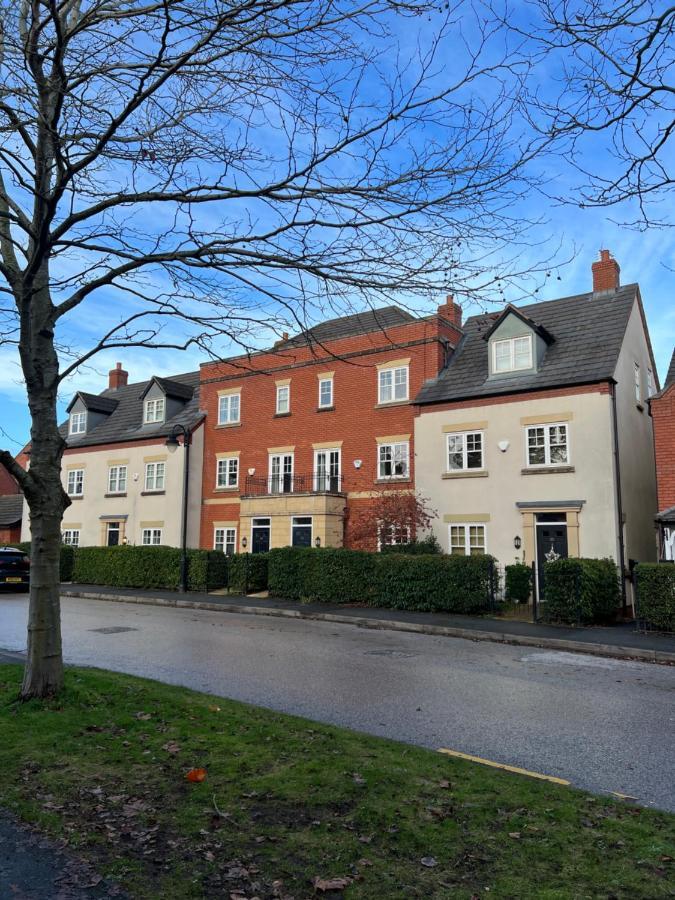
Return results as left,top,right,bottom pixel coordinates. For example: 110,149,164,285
104,492,127,498
521,465,575,476
375,400,409,409
375,477,411,484
273,412,291,418
316,406,335,413
67,494,84,500
141,490,166,496
215,486,240,492
442,470,488,479
215,422,241,429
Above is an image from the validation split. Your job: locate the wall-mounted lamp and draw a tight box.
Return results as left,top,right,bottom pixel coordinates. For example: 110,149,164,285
122,536,129,545
514,535,522,550
241,536,248,550
353,459,362,469
315,536,321,548
498,439,510,453
247,468,255,476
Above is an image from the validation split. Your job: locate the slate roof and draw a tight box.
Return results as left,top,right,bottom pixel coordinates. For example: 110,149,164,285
140,376,194,402
277,306,415,349
415,285,638,405
66,391,119,414
63,371,203,449
0,495,23,526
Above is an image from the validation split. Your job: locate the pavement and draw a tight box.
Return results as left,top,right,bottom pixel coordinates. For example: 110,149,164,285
60,583,675,663
1,592,674,812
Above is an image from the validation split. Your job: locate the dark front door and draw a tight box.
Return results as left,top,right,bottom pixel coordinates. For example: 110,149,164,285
251,520,270,554
107,522,121,546
536,517,568,597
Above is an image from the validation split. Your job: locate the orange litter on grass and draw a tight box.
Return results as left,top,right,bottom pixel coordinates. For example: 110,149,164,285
185,768,207,783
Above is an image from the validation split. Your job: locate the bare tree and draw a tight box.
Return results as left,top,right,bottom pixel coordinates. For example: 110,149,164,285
507,0,675,224
0,0,543,698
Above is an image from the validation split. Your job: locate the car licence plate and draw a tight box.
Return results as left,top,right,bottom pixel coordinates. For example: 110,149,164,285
6,577,23,583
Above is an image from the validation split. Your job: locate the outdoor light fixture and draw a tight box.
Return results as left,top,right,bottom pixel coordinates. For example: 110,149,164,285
315,536,321,548
353,459,362,469
514,535,522,550
122,536,128,545
241,536,248,549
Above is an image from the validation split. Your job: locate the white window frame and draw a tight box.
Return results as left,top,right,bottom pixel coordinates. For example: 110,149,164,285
318,377,333,409
290,515,313,547
214,526,237,556
144,397,165,424
218,392,241,425
378,441,410,479
144,461,165,492
269,452,294,492
69,411,87,435
378,365,409,404
634,362,642,403
276,384,290,415
448,523,487,556
525,423,570,468
108,465,128,494
62,529,80,547
141,528,162,546
66,468,84,496
492,334,533,374
216,456,239,489
313,448,341,491
377,522,411,550
446,431,484,472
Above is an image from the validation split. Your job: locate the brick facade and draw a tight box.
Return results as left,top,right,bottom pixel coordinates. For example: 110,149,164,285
652,382,675,515
199,313,460,551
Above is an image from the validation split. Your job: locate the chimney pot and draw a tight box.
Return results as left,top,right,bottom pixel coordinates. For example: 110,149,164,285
438,293,462,328
592,249,620,293
108,361,128,390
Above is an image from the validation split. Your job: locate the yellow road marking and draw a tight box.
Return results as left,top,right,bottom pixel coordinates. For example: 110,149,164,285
437,748,571,786
610,791,638,801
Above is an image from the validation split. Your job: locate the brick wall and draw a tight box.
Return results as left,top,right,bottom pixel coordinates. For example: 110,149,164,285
0,463,19,494
0,524,21,544
652,384,675,513
200,315,457,549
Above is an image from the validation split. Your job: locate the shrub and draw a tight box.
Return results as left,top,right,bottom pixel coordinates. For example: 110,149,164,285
505,563,532,603
268,546,495,613
542,558,619,625
380,534,443,555
228,553,268,594
634,563,675,632
71,546,228,592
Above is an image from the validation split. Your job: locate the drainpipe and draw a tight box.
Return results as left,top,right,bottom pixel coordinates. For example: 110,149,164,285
610,382,628,610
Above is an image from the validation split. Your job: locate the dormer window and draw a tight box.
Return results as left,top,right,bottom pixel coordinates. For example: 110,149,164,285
69,411,87,435
144,397,165,424
492,335,532,374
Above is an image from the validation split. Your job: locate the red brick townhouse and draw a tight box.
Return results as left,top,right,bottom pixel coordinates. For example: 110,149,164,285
0,462,23,544
199,303,462,553
651,350,675,560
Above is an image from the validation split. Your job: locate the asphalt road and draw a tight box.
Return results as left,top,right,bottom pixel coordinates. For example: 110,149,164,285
1,593,674,812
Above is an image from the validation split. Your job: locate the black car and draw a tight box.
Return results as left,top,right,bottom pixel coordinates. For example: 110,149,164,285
0,547,30,590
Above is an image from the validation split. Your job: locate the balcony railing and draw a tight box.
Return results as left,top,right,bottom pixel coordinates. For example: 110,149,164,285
243,472,344,496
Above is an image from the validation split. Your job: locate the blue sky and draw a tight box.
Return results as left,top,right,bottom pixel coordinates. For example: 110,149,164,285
0,3,673,453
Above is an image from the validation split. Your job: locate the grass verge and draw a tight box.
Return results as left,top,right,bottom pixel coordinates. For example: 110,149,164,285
0,664,673,899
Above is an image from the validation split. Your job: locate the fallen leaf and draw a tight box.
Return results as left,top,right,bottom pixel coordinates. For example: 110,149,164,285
186,768,207,783
420,857,437,868
352,772,366,785
508,832,521,839
313,875,353,891
208,705,221,712
357,858,373,867
438,780,450,789
134,712,152,720
162,741,181,754
358,834,373,844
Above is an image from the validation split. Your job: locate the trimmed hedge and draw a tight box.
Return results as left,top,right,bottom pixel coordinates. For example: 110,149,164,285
635,563,675,633
542,557,620,625
381,535,442,556
505,563,532,603
268,546,496,613
227,553,269,594
71,546,228,592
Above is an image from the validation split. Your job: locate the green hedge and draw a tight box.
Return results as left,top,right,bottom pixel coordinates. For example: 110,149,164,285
268,547,495,613
505,563,532,603
635,563,675,633
227,553,269,594
71,546,228,592
381,535,442,556
542,558,620,625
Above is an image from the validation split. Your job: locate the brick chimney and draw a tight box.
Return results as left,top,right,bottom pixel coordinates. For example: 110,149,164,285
592,249,620,293
108,361,128,390
438,294,462,328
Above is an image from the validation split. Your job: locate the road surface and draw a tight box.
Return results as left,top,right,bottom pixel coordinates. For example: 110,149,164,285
1,593,674,811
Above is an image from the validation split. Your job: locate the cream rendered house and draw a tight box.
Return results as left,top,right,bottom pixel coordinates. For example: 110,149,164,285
21,364,204,548
414,252,659,605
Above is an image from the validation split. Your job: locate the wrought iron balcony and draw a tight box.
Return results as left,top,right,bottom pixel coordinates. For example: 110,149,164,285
243,472,344,496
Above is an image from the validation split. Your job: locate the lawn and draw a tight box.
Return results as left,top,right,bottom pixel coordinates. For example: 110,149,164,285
0,665,673,899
